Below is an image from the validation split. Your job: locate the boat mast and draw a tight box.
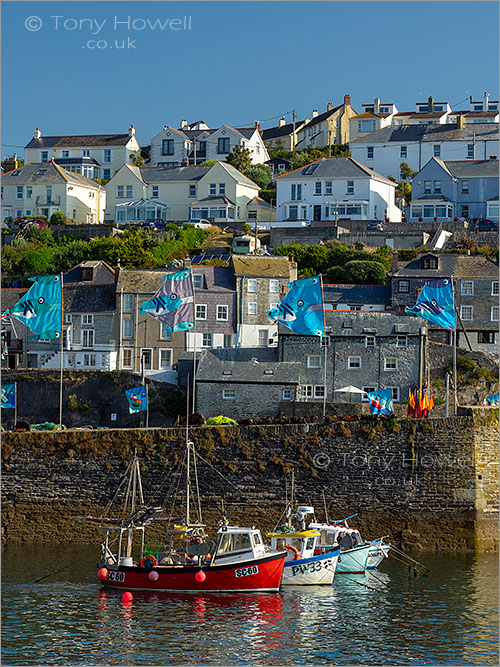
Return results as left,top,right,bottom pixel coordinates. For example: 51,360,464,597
186,377,191,526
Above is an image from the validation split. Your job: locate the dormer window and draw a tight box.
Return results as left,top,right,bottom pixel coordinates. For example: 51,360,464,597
81,267,94,281
421,256,438,269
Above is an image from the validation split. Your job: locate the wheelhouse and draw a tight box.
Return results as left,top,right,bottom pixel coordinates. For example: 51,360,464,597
213,526,267,563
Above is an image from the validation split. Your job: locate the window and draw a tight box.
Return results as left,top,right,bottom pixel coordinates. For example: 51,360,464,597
218,138,230,154
269,279,279,293
217,305,228,321
258,330,269,347
83,353,96,367
35,169,47,175
117,185,124,198
422,256,438,269
307,355,321,369
424,180,432,193
315,182,322,195
492,281,499,296
461,180,469,194
159,349,172,369
362,386,376,401
123,294,134,311
222,388,236,399
346,181,354,194
320,335,330,348
365,336,376,348
121,348,133,368
396,335,407,348
491,306,499,322
64,314,72,324
478,331,496,344
224,334,233,348
41,151,49,162
461,205,469,219
299,385,313,400
467,144,474,159
103,149,111,163
367,146,374,159
196,304,207,320
400,146,407,159
126,185,133,198
160,323,173,340
248,210,257,220
433,145,441,157
348,356,361,369
384,357,398,371
189,184,196,198
314,385,325,399
123,318,133,338
16,186,23,199
247,279,257,292
82,150,90,157
219,183,225,195
201,333,212,347
26,187,32,199
389,387,400,402
81,314,94,325
209,183,217,196
248,302,258,315
434,180,441,194
162,139,174,155
461,280,474,296
398,280,410,293
151,186,159,198
282,388,294,401
82,329,95,348
460,305,473,321
325,181,332,195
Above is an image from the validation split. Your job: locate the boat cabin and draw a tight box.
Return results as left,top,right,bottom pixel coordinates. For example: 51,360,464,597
213,525,268,563
267,529,320,561
309,522,363,549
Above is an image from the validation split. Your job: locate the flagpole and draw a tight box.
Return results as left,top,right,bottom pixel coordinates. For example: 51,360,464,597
190,269,197,415
451,275,458,415
59,272,64,428
14,382,17,427
320,275,327,419
145,384,149,428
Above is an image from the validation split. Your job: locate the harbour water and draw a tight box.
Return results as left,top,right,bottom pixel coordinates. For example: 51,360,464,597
2,545,498,665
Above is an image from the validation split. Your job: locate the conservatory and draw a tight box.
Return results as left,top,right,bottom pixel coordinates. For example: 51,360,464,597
115,198,168,223
189,196,236,222
409,196,454,221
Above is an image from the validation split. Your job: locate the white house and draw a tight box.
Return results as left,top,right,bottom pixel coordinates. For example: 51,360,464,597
350,119,499,180
2,161,105,223
24,126,141,180
275,157,401,225
349,98,398,141
149,122,269,166
105,161,262,224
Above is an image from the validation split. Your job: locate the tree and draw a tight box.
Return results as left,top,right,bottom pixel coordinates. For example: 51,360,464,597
130,152,145,167
399,162,418,181
50,211,66,226
341,260,387,285
396,181,412,205
225,146,252,172
243,164,272,189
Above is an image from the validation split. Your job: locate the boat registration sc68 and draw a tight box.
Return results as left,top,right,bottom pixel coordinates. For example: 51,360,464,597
235,565,259,577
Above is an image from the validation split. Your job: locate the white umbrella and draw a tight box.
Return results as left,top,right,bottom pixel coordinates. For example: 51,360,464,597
333,385,367,403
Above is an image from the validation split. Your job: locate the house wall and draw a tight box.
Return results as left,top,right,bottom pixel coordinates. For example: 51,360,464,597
196,380,295,419
150,128,188,166
235,274,289,347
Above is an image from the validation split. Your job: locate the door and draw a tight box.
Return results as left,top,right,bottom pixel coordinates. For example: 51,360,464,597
141,348,152,371
313,205,322,221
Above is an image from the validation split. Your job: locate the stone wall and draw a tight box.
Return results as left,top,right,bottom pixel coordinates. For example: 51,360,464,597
2,413,498,551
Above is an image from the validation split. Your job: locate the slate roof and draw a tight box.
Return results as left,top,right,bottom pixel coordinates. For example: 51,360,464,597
195,348,302,384
276,157,395,186
116,269,167,294
191,196,235,206
351,123,499,144
25,134,133,149
247,196,276,210
300,104,345,130
231,256,292,278
136,162,259,188
393,253,499,279
2,162,105,189
323,284,391,307
64,260,116,286
190,266,236,291
261,121,306,141
1,288,27,311
64,285,116,312
435,159,500,179
278,310,425,337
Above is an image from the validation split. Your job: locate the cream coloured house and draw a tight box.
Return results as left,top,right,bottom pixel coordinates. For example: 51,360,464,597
2,161,105,223
105,161,266,224
24,126,141,180
296,95,357,149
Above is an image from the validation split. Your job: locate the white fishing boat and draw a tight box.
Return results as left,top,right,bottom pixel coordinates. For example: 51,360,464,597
268,506,340,585
309,514,390,574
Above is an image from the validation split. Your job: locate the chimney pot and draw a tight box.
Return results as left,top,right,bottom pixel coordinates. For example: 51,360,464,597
34,128,41,139
180,119,188,128
128,124,135,137
374,98,380,114
428,96,434,112
327,102,333,112
312,110,318,118
344,94,351,106
279,117,286,127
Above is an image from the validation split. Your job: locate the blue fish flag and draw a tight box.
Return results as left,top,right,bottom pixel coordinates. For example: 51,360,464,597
139,269,195,333
267,276,324,336
125,385,147,414
366,389,394,416
485,393,499,407
4,274,62,340
1,384,16,409
405,278,455,331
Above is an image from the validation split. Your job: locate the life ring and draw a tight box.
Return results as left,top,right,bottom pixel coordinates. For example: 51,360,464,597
284,545,300,560
140,555,157,569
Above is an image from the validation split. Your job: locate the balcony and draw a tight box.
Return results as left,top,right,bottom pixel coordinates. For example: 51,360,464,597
35,195,61,206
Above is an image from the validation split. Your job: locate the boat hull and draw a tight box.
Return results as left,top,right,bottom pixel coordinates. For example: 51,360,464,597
366,543,390,569
99,551,286,593
335,544,372,574
282,551,339,585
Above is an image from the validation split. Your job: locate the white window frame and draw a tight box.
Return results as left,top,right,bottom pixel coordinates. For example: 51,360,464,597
83,353,97,367
461,280,474,296
460,305,473,321
216,304,229,321
396,335,407,348
248,302,258,315
222,388,236,400
361,386,376,402
193,274,203,289
307,355,321,369
491,281,499,296
348,356,361,370
126,185,133,198
122,318,133,339
491,306,499,322
81,328,95,348
123,294,134,312
64,314,72,324
202,333,213,347
384,357,398,371
269,279,279,293
81,314,94,326
160,322,173,340
247,278,257,293
299,385,313,400
282,388,294,401
314,385,325,399
389,387,400,402
159,348,173,370
122,348,133,369
140,348,153,370
196,304,207,320
258,330,269,347
365,336,376,348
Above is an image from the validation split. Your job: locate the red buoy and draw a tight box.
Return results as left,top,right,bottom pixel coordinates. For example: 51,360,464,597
195,570,206,583
97,567,108,580
122,591,133,602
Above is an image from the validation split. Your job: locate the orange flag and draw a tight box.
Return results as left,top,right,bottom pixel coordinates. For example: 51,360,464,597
428,395,435,410
422,393,429,411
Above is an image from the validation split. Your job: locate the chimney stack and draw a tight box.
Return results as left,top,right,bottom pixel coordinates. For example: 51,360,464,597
114,259,121,283
428,96,434,112
254,120,261,132
128,124,135,137
344,94,351,106
327,102,334,111
457,114,466,130
312,110,318,118
374,98,380,114
34,128,41,139
279,117,286,127
180,119,188,129
483,92,489,110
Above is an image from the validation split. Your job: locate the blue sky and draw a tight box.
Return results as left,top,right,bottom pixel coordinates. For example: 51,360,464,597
2,1,498,156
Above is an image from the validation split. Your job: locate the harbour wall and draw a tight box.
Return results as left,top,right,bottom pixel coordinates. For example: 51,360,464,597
1,412,498,551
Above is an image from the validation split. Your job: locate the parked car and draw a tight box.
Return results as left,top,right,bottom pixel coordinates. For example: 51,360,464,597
477,219,498,232
367,220,384,231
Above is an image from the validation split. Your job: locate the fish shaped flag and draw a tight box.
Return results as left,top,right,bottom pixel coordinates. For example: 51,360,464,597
405,278,455,331
125,386,147,414
1,384,16,409
485,393,499,407
139,269,195,333
1,342,7,360
4,274,62,340
267,276,324,336
366,389,394,416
